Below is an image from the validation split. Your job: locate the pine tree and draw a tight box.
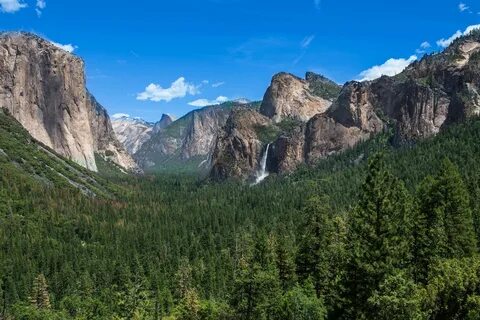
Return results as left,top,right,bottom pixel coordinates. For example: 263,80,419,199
344,154,413,319
231,233,282,319
413,159,477,281
436,159,477,257
29,274,51,309
296,195,346,311
413,176,448,282
274,228,297,291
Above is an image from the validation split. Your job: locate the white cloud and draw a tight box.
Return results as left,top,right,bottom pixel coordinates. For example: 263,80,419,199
50,41,77,53
112,113,130,119
420,41,431,49
459,2,469,12
188,96,229,107
436,24,480,47
36,0,46,9
359,55,417,81
0,0,27,13
301,35,315,48
416,41,431,54
35,0,45,16
212,81,225,88
137,77,201,102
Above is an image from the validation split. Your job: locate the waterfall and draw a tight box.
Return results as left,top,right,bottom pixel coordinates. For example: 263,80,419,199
252,143,271,185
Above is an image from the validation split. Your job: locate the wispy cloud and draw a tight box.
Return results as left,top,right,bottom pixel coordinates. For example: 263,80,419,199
416,41,431,54
420,41,431,49
293,34,316,65
50,41,77,53
0,0,27,13
359,55,417,81
314,0,321,9
212,81,225,88
137,77,201,102
459,2,469,12
436,24,480,47
188,96,228,107
35,0,45,16
301,35,315,49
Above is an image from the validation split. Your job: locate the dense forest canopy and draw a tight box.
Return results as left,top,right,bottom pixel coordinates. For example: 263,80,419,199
2,110,480,319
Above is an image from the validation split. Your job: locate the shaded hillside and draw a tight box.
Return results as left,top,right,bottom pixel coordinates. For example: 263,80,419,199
0,108,122,198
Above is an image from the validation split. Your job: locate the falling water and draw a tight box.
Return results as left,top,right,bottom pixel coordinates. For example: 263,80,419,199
252,143,270,185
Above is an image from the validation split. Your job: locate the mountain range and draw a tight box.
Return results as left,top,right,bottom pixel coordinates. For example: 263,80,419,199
1,30,480,183
3,28,480,320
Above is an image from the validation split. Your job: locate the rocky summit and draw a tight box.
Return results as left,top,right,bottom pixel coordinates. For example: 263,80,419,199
209,31,480,181
260,72,337,123
134,101,260,173
0,32,138,172
112,115,154,155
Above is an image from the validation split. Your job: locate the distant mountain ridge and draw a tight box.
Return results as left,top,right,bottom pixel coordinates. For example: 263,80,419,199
210,30,480,181
134,100,261,173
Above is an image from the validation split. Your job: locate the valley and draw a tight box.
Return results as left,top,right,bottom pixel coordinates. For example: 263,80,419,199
1,21,480,320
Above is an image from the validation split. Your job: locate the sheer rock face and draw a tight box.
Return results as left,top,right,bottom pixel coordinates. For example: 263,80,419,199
211,33,480,180
0,32,138,172
181,106,232,159
87,94,140,172
260,72,333,123
210,108,272,181
112,116,154,155
152,114,174,133
269,124,306,173
135,104,233,170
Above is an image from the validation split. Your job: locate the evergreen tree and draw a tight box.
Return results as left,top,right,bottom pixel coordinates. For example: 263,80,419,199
29,274,51,310
344,154,413,319
296,196,346,311
274,228,297,291
230,234,282,319
414,159,477,281
436,159,477,257
367,270,425,320
176,288,201,320
413,176,449,282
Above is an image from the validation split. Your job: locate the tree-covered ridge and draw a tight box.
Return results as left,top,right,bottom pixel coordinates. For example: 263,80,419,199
2,115,480,318
0,108,122,199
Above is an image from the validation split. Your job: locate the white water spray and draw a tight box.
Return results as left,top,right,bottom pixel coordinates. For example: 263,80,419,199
252,143,270,185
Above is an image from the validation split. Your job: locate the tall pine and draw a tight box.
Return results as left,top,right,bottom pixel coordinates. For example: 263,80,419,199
344,154,413,319
296,196,346,311
413,159,477,281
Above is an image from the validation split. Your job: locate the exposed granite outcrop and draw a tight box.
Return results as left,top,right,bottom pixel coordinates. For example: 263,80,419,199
0,32,138,172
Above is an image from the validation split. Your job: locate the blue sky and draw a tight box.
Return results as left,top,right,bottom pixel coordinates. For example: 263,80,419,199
0,0,479,121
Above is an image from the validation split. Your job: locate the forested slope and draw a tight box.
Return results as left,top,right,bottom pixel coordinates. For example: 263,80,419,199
2,114,480,318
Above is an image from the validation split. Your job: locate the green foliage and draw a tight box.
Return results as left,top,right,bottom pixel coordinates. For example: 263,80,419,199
414,160,477,282
29,274,51,310
276,284,327,320
344,154,414,319
306,72,342,100
4,110,480,318
254,124,281,144
368,271,426,320
277,118,303,135
424,257,480,319
296,196,346,310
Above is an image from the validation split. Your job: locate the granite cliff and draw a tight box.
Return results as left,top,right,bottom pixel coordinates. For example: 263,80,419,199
210,31,480,181
0,32,138,172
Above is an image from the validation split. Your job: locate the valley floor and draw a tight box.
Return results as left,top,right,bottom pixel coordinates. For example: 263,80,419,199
2,116,480,319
